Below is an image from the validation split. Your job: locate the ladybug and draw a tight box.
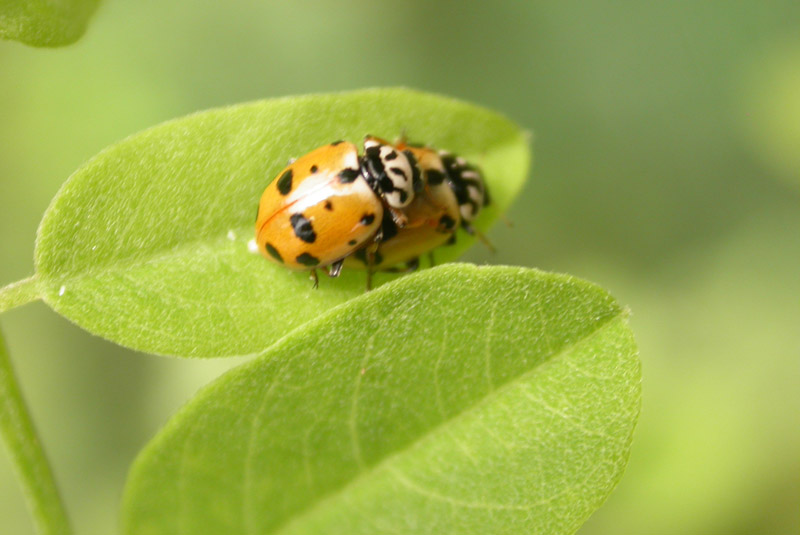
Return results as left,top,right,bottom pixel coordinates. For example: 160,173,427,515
345,139,491,272
254,136,489,289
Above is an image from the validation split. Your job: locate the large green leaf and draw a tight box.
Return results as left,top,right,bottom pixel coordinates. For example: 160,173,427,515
34,89,530,357
0,0,100,47
122,265,640,535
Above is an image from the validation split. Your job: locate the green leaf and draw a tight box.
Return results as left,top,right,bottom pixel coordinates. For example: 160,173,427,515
122,265,640,535
0,0,100,47
34,88,530,357
0,325,72,535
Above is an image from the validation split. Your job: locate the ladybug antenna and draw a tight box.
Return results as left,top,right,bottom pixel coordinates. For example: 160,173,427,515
477,230,496,253
463,222,496,253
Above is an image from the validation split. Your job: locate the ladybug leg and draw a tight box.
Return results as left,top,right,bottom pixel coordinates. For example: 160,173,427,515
387,206,409,228
309,269,319,289
428,251,436,267
363,240,383,291
327,259,344,278
475,229,496,253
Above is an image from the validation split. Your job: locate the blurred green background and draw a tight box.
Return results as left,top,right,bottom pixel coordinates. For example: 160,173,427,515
1,2,798,534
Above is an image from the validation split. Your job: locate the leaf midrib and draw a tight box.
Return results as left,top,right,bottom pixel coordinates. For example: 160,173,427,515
258,308,627,535
36,226,254,293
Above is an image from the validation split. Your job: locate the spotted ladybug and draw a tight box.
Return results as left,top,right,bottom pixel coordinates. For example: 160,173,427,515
254,136,489,289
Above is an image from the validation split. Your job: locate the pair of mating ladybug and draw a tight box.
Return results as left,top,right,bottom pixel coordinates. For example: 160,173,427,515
254,136,489,289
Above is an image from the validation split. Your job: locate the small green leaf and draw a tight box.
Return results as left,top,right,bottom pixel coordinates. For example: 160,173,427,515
122,265,640,535
0,0,100,47
1,326,72,535
34,89,530,357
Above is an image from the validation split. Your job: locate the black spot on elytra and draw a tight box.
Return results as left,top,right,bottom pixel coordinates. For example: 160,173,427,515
310,165,318,173
296,252,320,267
338,168,359,183
348,239,357,246
324,201,333,211
426,169,445,186
276,169,293,195
290,213,316,243
439,214,456,231
360,213,375,226
265,243,283,263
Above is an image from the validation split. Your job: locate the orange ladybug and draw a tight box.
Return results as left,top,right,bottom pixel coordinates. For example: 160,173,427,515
254,137,489,288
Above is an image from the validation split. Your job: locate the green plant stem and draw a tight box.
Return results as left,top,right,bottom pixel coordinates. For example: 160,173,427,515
0,325,72,535
0,276,42,314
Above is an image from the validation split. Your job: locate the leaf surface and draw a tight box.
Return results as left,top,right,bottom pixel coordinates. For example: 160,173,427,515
122,265,640,535
0,0,100,47
34,89,530,357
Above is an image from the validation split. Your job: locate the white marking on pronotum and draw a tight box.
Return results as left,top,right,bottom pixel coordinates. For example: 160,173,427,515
58,285,66,296
227,230,237,241
247,239,259,254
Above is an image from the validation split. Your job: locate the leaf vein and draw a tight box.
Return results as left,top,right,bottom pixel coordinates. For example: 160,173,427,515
272,310,626,534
